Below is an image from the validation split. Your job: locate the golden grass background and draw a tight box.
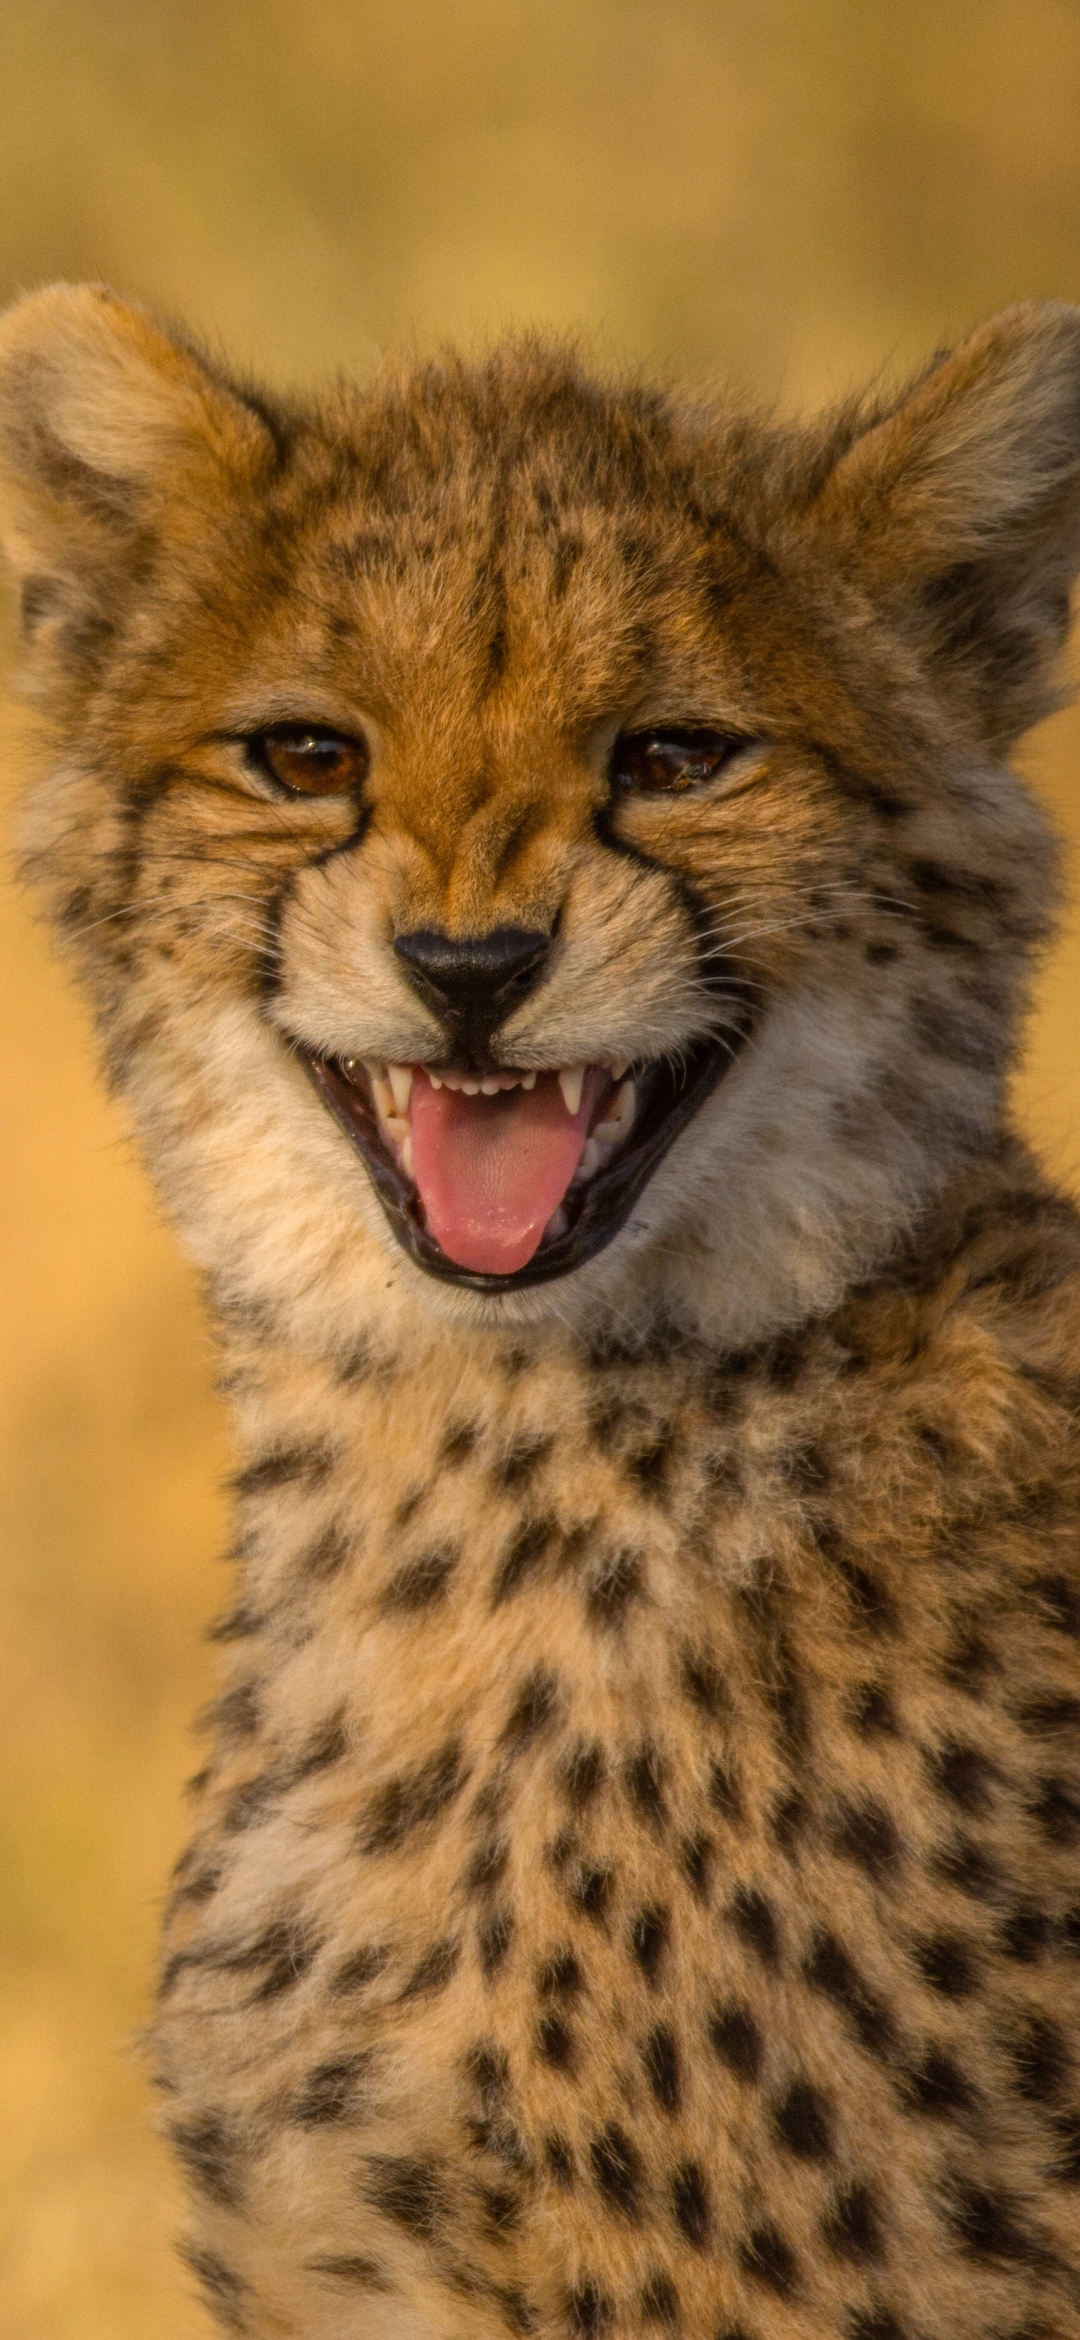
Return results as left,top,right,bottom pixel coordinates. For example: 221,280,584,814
1,4,1079,2332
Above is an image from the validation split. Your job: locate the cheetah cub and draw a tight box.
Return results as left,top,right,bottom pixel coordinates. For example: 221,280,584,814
3,287,1080,2340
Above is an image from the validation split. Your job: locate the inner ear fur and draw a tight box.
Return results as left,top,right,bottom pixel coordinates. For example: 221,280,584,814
813,300,1080,746
0,282,277,681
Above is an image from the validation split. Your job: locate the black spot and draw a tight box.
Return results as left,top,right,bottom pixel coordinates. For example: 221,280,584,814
568,2279,613,2334
400,1937,460,1999
441,1421,478,1467
823,2182,883,2263
290,1711,349,1784
865,940,899,965
545,2133,575,2185
1017,1693,1080,1735
901,2042,975,2116
587,1547,644,1626
832,1554,897,1636
466,1838,509,1893
774,2079,833,2158
394,1486,426,1528
786,1439,831,1491
946,2178,1042,2264
1026,1571,1080,1638
912,1932,980,1998
803,1932,896,2057
625,1743,666,1829
540,1946,583,1999
1030,1775,1080,1844
211,1682,260,1741
365,2155,447,2239
478,2181,521,2234
293,2054,370,2125
561,1741,606,1807
493,1518,554,1605
850,1682,899,1738
359,1738,467,1853
671,2159,710,2246
1009,2012,1072,2103
926,1741,997,1815
641,2270,679,2325
629,1905,669,1984
170,2114,244,2207
179,2244,249,2333
771,1792,810,1854
571,1865,612,1923
306,2254,391,2290
942,1623,1000,1696
847,2315,906,2340
207,1603,262,1644
627,1431,676,1497
298,1521,353,1582
590,2123,642,2218
709,2001,762,2082
479,1908,515,1977
222,1767,281,1833
935,1833,1004,1901
537,2008,577,2075
682,1650,728,1717
643,2024,681,2112
234,1443,333,1497
727,1887,780,1967
383,1544,459,1612
707,1755,743,1825
833,1797,903,1883
331,1943,387,1993
502,1667,561,1749
495,1433,552,1490
738,2222,798,2296
680,1832,712,1899
999,1903,1053,1963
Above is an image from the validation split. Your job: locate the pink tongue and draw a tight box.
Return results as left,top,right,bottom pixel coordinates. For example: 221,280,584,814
409,1072,598,1274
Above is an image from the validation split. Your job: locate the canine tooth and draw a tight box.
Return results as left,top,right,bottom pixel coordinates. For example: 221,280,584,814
544,1206,569,1240
400,1130,414,1177
388,1064,414,1115
384,1111,409,1143
370,1074,394,1123
558,1066,585,1116
611,1059,631,1082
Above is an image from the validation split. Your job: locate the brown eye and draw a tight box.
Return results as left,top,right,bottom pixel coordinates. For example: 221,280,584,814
253,725,368,797
612,729,749,795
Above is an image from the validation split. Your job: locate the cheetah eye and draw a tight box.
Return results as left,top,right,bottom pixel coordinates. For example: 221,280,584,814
611,729,751,796
250,724,368,797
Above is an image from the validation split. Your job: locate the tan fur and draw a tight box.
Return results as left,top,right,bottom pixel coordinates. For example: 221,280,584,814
2,285,1079,2338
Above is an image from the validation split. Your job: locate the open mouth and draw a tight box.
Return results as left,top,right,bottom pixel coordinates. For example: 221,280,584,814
298,1024,751,1291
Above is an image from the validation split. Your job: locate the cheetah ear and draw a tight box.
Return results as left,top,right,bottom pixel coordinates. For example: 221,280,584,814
0,282,276,685
817,300,1080,747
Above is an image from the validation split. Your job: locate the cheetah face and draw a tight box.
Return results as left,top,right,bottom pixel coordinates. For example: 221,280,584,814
1,289,1076,1340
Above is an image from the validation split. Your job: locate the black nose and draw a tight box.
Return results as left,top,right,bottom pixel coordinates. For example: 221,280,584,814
393,926,551,1060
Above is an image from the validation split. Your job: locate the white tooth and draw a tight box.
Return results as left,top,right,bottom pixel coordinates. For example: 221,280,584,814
462,1080,480,1096
521,1071,537,1091
371,1074,394,1123
384,1112,409,1144
611,1059,631,1082
480,1076,501,1095
544,1206,569,1240
388,1064,414,1115
400,1130,414,1177
428,1073,443,1091
558,1066,585,1116
593,1079,637,1146
580,1138,604,1178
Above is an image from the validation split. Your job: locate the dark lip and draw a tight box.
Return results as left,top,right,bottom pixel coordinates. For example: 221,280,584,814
297,1015,753,1292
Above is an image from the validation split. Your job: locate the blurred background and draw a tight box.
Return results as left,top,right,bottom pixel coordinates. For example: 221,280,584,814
1,3,1079,2333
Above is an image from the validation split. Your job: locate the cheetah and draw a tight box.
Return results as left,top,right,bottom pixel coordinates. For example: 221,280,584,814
1,284,1079,2340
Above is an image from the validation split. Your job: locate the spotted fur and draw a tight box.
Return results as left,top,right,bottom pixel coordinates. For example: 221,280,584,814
2,284,1079,2337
